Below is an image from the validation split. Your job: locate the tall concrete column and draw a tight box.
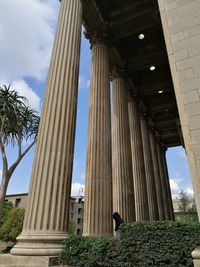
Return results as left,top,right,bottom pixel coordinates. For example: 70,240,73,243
156,141,171,220
112,71,135,223
128,97,149,221
140,116,159,221
162,148,175,221
11,0,82,256
83,38,113,237
149,130,165,220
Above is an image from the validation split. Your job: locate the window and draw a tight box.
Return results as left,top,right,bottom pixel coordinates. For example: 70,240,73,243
78,208,82,214
71,203,74,211
15,198,21,208
78,218,81,225
77,229,81,236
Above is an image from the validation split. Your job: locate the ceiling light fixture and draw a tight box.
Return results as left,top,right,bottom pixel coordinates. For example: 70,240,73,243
138,33,145,40
150,66,156,71
158,90,163,94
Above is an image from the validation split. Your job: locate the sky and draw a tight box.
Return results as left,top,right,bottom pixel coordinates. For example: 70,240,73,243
0,0,193,198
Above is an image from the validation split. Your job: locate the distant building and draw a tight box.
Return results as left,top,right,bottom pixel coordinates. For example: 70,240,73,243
5,193,84,236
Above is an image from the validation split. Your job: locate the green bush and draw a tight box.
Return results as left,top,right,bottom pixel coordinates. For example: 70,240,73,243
0,208,25,242
60,221,200,267
0,201,14,226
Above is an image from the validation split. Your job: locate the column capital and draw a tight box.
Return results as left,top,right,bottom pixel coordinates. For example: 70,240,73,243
127,90,140,104
110,63,127,80
84,29,111,48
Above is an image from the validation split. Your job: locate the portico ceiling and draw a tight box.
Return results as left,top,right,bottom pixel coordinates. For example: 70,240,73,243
82,0,182,148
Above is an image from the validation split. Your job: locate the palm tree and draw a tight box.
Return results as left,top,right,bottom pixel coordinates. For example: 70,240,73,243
0,85,40,216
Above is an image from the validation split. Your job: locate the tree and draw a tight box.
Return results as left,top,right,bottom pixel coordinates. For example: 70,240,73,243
0,85,40,216
176,190,198,222
178,190,191,213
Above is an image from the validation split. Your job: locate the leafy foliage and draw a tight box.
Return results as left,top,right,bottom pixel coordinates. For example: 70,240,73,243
0,208,25,242
0,201,14,226
60,222,200,267
176,190,198,222
0,85,39,145
0,85,40,217
68,219,76,236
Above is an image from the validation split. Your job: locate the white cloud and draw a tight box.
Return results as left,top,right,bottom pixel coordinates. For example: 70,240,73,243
0,0,59,81
170,178,194,199
0,79,41,111
79,75,90,90
12,80,41,111
185,187,194,195
170,179,179,191
71,183,85,196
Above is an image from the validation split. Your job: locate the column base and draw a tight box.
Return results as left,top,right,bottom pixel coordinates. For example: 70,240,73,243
0,254,68,267
82,233,113,237
192,248,200,267
11,232,68,256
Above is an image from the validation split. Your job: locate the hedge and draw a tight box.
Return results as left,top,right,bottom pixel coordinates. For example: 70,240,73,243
0,208,25,242
60,221,200,267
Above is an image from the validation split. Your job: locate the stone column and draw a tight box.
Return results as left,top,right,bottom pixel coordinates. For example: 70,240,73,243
111,71,135,223
128,97,149,221
162,148,175,221
149,129,165,220
140,116,159,221
83,37,113,237
156,141,171,220
11,0,82,256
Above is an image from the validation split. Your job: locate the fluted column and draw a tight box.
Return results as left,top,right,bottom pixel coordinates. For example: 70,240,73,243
140,116,159,221
149,130,165,220
112,72,135,223
83,39,113,237
11,0,82,256
156,142,171,220
162,148,175,220
128,98,149,221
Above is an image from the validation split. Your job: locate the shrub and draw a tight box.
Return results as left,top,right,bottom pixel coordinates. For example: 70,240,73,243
0,201,14,226
60,221,200,267
0,208,25,242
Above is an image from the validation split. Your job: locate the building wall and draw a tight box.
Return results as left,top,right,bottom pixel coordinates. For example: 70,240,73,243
5,194,28,209
5,194,84,236
158,0,200,219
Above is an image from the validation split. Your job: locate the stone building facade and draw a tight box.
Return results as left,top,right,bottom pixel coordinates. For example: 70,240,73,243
5,194,84,236
1,0,200,266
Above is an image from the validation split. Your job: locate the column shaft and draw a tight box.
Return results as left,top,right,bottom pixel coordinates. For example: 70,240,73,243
162,150,175,220
11,0,82,256
149,131,165,220
156,142,171,220
128,99,149,221
83,41,113,237
112,77,135,223
140,118,159,221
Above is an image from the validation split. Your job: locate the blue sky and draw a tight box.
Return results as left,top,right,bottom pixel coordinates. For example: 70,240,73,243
0,0,193,198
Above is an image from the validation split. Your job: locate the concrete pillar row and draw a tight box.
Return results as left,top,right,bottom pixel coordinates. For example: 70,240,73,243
128,97,149,221
161,147,175,221
111,70,135,223
11,0,82,256
83,37,113,237
140,115,159,221
156,141,171,220
149,129,165,220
